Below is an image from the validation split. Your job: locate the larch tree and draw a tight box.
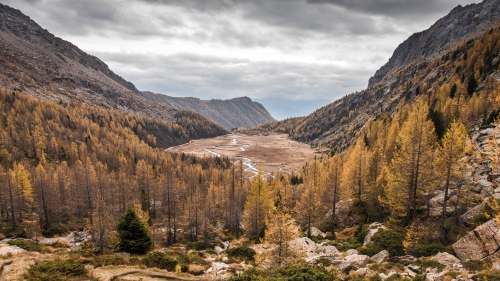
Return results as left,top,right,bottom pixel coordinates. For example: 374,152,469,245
435,121,468,243
243,170,273,238
386,98,436,225
342,140,368,214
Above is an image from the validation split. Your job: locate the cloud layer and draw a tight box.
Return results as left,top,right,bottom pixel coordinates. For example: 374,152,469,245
2,0,477,119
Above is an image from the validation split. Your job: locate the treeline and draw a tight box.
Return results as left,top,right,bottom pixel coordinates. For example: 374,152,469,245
0,88,244,247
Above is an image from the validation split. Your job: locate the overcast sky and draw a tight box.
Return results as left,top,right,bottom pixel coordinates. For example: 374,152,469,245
2,0,478,120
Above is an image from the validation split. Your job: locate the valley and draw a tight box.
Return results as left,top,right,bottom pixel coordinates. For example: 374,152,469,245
167,133,317,178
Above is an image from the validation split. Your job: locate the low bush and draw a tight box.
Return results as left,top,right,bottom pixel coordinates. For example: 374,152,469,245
417,259,446,272
25,259,90,281
142,251,178,271
230,264,337,281
410,243,449,257
463,260,492,272
472,270,500,281
7,239,43,252
359,229,405,257
91,254,128,267
227,246,256,261
41,225,68,237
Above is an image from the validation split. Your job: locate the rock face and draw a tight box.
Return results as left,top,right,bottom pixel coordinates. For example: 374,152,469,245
368,0,500,87
363,223,387,245
453,219,500,261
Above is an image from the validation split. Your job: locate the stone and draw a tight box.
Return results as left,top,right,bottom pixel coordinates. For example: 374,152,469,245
431,252,461,266
214,246,224,255
344,254,371,267
388,255,416,266
288,237,322,257
326,199,359,228
207,262,229,276
371,250,390,264
355,267,368,276
460,203,485,225
346,249,358,255
452,219,500,261
0,245,26,256
363,223,387,245
309,227,326,238
323,245,339,256
492,262,500,271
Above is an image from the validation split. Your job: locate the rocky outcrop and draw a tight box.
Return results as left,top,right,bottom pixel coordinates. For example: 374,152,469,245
371,250,390,264
452,219,500,261
368,0,500,87
431,252,461,266
363,223,387,245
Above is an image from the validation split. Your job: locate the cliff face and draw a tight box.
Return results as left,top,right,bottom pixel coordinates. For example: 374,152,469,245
140,92,275,129
368,0,500,88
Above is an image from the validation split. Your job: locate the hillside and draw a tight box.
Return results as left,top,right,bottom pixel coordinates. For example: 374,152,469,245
256,0,500,152
0,3,273,129
141,91,275,129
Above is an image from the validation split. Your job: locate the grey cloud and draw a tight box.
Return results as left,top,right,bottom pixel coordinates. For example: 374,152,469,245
96,51,368,102
307,0,476,20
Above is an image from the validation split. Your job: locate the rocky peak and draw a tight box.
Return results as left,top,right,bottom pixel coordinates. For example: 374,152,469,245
368,0,500,88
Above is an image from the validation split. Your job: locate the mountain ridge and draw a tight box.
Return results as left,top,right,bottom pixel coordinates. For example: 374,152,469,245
368,0,500,88
0,3,274,129
140,91,275,129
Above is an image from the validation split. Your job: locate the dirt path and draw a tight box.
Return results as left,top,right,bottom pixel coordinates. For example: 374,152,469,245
168,133,317,177
92,266,209,281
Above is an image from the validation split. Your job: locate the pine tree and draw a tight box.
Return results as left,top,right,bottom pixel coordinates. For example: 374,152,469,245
116,208,153,254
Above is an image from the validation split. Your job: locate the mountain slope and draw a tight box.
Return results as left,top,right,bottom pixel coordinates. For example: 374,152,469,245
368,0,500,87
257,0,500,151
0,3,272,130
141,91,275,129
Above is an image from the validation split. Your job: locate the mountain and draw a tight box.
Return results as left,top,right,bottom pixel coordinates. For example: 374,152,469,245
140,91,275,129
0,3,271,130
257,0,500,151
368,0,500,88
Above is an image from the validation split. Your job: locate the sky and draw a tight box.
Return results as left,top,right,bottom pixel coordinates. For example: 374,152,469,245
2,0,478,120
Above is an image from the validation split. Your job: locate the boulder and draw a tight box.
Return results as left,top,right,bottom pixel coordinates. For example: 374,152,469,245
452,219,500,261
460,203,485,225
346,249,358,255
430,252,461,266
363,223,387,245
0,245,26,256
309,227,326,238
371,250,390,264
323,245,339,256
288,237,322,257
214,246,224,255
206,262,229,276
326,199,359,228
344,254,371,267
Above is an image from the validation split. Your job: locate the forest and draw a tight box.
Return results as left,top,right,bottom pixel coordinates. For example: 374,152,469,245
1,19,500,281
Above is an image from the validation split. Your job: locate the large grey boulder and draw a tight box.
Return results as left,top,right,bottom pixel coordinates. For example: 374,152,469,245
363,223,387,245
452,219,500,261
371,250,390,264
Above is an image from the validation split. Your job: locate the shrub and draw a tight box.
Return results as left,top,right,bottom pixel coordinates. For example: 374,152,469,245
463,260,492,272
227,246,256,261
231,264,337,281
8,239,42,252
360,229,405,257
185,241,207,251
142,251,178,271
41,225,68,237
410,243,449,257
188,264,206,275
472,270,500,281
417,259,446,272
25,259,89,281
91,254,128,267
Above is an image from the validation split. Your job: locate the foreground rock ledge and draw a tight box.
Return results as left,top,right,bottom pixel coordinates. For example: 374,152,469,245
452,218,500,261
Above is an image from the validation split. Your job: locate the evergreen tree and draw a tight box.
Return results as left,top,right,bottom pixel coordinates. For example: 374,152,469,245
116,208,152,254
